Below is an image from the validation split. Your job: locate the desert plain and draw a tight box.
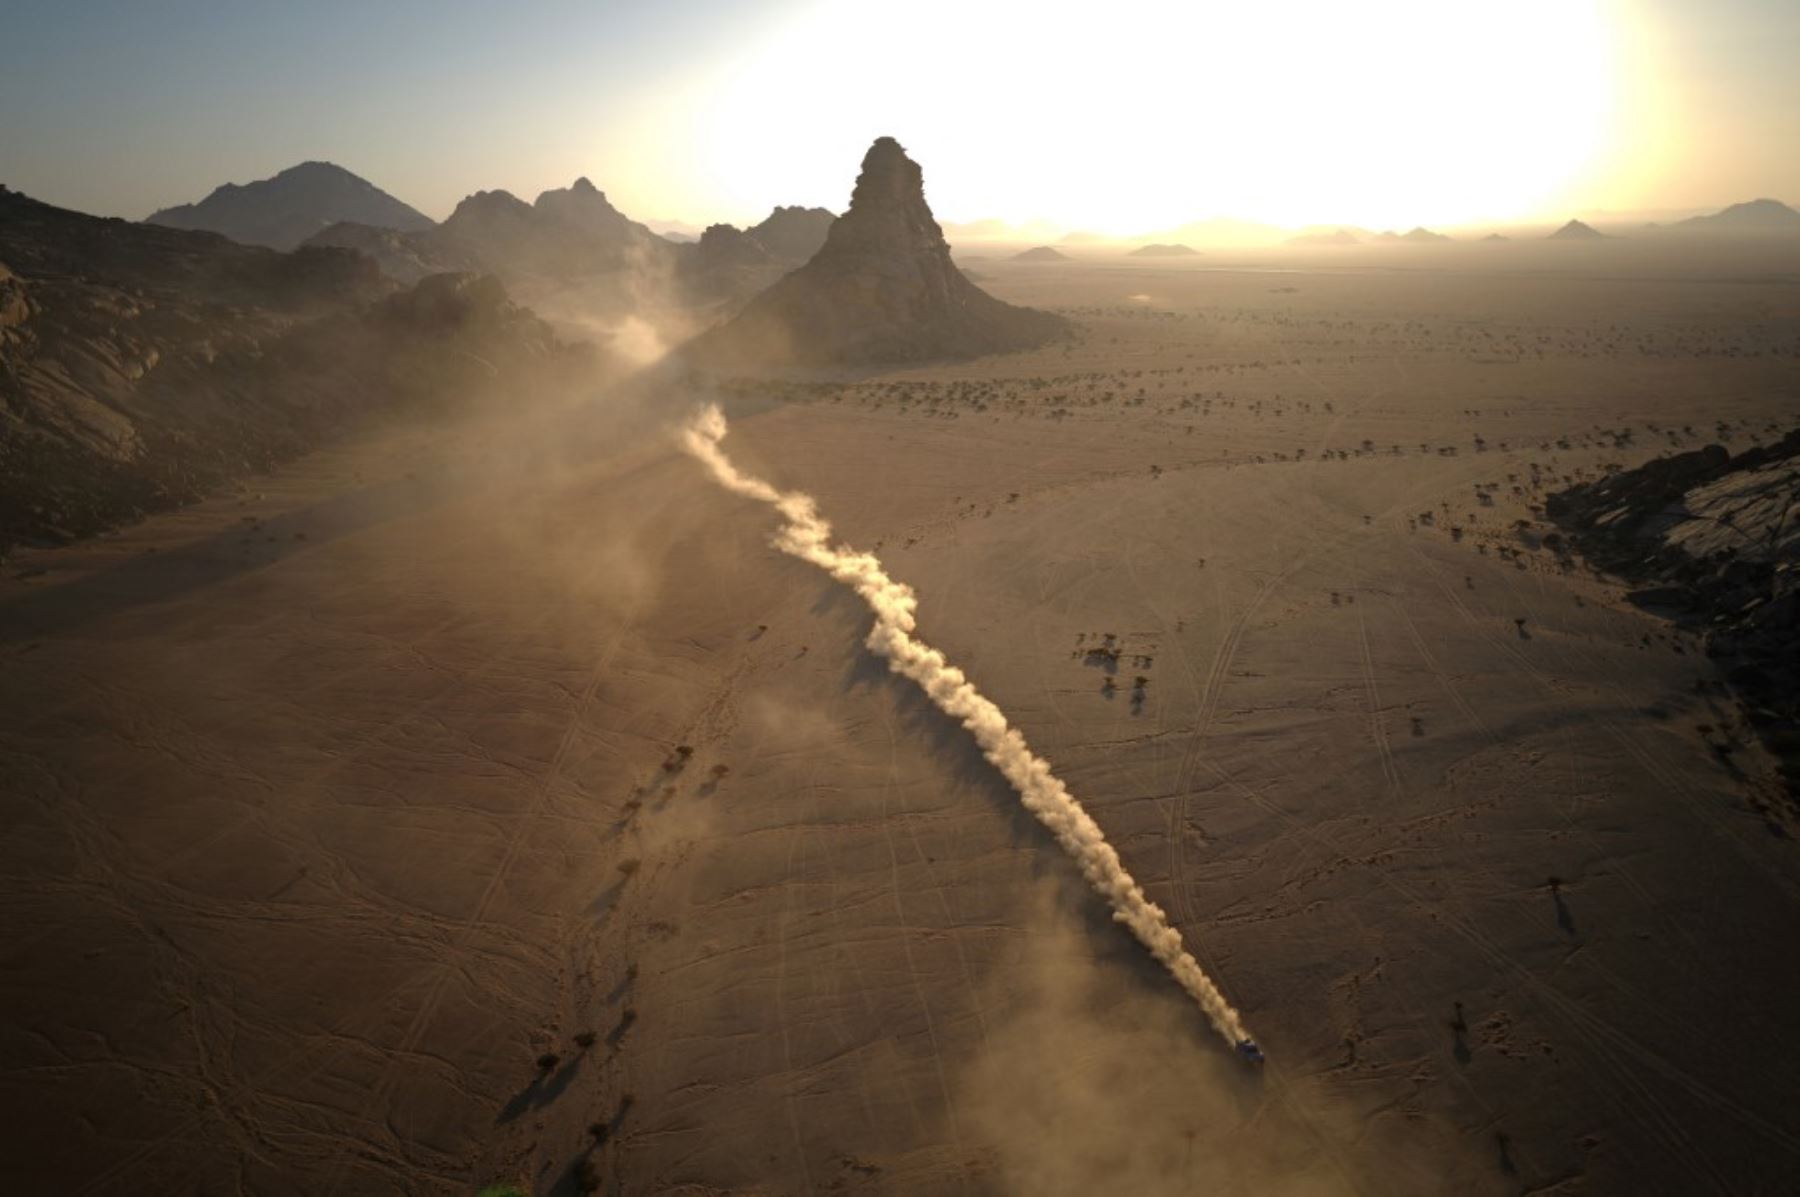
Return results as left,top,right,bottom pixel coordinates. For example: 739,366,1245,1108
4,243,1800,1196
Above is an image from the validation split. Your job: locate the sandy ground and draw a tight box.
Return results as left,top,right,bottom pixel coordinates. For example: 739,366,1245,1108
3,252,1799,1195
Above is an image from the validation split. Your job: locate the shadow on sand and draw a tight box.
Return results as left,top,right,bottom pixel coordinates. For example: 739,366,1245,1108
0,474,452,645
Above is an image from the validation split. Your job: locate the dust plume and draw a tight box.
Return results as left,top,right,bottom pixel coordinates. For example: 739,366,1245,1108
958,888,1361,1197
680,403,1252,1049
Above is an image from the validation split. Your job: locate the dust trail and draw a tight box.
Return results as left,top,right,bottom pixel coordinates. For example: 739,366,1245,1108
681,404,1252,1049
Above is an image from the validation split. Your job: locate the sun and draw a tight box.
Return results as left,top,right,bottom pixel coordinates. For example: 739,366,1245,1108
666,0,1638,233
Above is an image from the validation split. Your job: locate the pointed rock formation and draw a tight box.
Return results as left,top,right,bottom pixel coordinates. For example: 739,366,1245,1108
687,138,1068,366
1549,219,1605,241
1013,245,1070,261
146,161,433,251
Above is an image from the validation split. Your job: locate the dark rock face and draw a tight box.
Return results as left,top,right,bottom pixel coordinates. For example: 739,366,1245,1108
688,137,1068,366
146,161,434,251
1,186,577,551
1548,430,1800,800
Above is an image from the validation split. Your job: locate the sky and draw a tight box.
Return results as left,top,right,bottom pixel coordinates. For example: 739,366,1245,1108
2,0,1796,235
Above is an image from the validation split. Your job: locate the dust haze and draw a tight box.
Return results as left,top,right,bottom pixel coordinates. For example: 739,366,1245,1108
3,53,1800,1197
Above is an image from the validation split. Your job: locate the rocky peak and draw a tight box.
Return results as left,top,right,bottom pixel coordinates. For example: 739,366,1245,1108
144,162,434,250
684,136,1067,365
445,189,532,225
534,178,635,240
817,137,943,263
696,223,773,269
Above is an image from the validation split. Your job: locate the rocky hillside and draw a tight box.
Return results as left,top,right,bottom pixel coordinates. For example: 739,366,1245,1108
1,186,580,551
305,177,678,283
146,161,434,251
744,206,835,262
686,138,1068,366
1548,430,1800,797
677,208,838,312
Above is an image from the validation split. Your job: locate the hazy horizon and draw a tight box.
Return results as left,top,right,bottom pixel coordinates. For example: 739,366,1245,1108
3,0,1796,234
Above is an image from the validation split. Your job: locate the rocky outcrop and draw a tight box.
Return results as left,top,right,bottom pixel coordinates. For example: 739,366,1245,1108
686,138,1068,366
695,223,775,271
1013,245,1070,261
676,208,838,312
305,177,679,285
1,186,581,551
146,161,434,251
1548,430,1800,797
745,206,835,262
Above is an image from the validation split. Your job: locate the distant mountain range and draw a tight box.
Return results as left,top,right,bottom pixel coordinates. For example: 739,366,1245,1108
1672,198,1800,235
932,199,1800,248
140,162,837,300
301,179,649,284
146,162,433,251
133,160,1800,294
